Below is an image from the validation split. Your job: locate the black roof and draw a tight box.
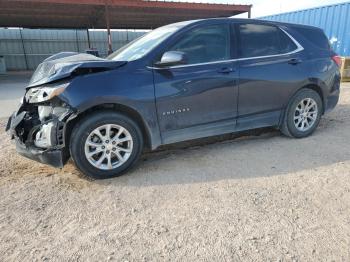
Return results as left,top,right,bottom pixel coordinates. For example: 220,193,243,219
169,17,322,31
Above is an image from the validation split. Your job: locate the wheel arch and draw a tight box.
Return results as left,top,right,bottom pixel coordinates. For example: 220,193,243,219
287,83,325,114
300,84,325,112
65,103,153,151
280,84,324,137
280,83,325,128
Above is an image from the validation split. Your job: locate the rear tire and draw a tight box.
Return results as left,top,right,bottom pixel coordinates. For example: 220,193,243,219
70,111,143,179
281,88,323,138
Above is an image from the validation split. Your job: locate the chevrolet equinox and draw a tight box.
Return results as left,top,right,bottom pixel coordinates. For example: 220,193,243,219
6,19,341,179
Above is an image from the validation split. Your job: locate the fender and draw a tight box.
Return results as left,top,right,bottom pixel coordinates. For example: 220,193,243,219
58,65,162,150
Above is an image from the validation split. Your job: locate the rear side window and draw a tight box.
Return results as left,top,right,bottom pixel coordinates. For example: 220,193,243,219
294,27,330,50
167,24,230,64
238,24,297,58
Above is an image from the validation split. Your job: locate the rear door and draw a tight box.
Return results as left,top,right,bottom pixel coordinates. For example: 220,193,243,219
153,22,239,142
236,23,305,129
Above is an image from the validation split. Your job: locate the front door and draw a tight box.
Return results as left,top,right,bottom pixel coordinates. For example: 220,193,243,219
153,23,239,143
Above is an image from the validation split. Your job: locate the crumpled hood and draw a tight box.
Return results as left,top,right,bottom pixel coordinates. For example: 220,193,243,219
28,52,126,88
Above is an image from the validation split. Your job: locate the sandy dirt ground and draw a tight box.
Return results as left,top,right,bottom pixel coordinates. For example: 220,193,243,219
1,84,350,261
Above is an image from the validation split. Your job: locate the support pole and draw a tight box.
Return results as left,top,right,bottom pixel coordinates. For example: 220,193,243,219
75,29,80,52
105,3,113,55
19,29,29,70
86,28,91,49
248,6,252,18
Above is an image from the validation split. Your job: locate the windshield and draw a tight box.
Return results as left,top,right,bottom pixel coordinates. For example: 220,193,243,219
108,25,181,62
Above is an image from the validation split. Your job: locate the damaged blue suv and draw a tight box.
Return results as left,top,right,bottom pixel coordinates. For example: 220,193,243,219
6,18,341,179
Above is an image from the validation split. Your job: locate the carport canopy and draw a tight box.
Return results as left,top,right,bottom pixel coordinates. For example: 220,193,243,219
0,0,252,29
0,0,252,54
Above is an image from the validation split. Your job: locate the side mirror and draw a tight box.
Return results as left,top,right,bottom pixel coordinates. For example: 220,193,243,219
155,51,187,67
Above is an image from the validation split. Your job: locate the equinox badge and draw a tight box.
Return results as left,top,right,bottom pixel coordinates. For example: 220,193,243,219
162,108,190,116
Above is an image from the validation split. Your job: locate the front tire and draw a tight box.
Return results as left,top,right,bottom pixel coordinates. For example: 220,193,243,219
281,88,323,138
70,111,143,179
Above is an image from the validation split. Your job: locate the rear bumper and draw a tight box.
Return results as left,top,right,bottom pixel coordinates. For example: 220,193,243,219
324,89,340,113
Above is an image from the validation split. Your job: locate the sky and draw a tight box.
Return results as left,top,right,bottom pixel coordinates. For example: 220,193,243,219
165,0,348,17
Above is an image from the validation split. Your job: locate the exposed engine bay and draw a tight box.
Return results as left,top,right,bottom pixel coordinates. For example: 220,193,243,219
6,93,74,167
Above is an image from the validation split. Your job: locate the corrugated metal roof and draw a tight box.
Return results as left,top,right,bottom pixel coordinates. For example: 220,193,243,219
260,2,350,56
0,0,252,29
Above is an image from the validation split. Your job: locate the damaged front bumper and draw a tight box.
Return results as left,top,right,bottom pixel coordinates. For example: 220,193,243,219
6,100,73,168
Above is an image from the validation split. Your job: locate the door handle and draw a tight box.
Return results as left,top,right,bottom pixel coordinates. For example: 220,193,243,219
288,58,302,65
218,67,234,74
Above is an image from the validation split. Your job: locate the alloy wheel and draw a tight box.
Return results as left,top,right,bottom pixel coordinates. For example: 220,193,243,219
84,124,133,170
293,98,318,132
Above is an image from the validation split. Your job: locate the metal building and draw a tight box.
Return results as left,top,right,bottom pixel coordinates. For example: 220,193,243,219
0,28,146,70
0,0,252,71
0,0,252,55
260,2,350,56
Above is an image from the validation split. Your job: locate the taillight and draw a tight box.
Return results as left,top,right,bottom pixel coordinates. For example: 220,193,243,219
332,55,342,67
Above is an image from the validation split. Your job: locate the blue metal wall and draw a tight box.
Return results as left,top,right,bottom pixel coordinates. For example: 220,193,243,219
260,2,350,56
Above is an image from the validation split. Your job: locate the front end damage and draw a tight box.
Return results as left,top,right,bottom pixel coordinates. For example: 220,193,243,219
5,52,127,168
6,95,74,168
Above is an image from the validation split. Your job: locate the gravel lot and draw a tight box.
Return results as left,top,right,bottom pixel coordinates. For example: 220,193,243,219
1,83,350,261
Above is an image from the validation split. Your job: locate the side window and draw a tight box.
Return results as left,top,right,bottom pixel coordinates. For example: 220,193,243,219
279,29,298,53
238,24,297,58
167,24,230,64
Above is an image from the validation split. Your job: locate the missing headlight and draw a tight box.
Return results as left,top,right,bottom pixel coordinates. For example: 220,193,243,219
38,105,71,122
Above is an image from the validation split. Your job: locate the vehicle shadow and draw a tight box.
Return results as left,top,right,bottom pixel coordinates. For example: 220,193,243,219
91,101,350,187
